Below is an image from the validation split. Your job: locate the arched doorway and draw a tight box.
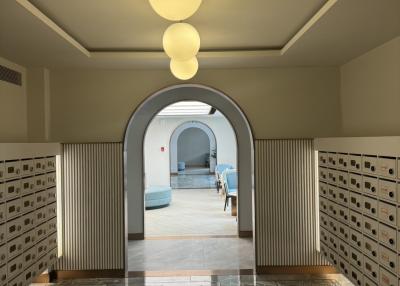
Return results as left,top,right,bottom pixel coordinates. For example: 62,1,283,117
170,121,217,174
124,84,255,269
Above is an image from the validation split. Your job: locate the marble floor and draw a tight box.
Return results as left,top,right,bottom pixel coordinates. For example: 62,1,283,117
32,274,353,285
178,168,211,175
145,189,236,237
171,168,216,189
128,237,254,271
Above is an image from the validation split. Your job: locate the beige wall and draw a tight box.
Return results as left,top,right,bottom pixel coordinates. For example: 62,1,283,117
0,57,27,142
49,67,341,141
27,68,49,142
3,37,400,142
0,59,50,143
340,36,400,136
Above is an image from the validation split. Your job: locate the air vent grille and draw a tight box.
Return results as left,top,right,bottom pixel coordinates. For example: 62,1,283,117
0,65,22,86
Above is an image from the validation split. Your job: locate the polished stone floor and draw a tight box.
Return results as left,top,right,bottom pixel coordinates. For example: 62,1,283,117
32,274,353,285
145,189,236,237
128,237,254,271
178,168,211,175
171,168,216,189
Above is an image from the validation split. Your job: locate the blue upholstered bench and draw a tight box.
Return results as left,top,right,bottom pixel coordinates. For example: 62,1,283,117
145,186,172,209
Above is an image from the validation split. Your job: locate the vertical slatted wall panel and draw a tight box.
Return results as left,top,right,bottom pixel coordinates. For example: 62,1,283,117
56,143,124,270
255,139,328,266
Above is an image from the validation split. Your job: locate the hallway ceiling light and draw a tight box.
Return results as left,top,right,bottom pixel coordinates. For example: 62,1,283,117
170,57,198,80
158,101,212,116
149,0,202,80
163,23,200,61
149,0,202,21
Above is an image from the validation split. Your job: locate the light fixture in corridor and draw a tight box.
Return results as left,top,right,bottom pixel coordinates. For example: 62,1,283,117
157,101,212,116
170,57,199,80
149,0,202,21
163,23,200,61
149,0,202,80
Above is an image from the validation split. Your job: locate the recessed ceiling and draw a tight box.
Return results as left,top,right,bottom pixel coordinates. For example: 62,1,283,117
29,0,326,51
0,0,399,69
157,101,213,116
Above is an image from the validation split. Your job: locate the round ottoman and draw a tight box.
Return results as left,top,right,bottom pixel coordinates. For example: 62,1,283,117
145,186,172,209
178,161,186,171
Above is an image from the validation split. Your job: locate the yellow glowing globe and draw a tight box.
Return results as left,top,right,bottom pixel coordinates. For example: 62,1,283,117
170,57,198,80
163,23,200,61
149,0,202,21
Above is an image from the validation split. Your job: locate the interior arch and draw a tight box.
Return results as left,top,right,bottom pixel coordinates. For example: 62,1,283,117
170,121,217,174
123,84,255,269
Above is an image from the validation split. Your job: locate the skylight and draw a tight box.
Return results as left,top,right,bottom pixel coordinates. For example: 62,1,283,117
157,101,213,116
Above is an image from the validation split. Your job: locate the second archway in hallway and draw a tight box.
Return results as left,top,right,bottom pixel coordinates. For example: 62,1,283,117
170,121,217,174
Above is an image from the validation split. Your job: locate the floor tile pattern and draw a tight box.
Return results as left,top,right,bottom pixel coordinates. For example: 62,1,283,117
128,238,254,271
171,168,216,189
171,174,216,189
145,189,236,237
32,274,353,286
178,168,211,175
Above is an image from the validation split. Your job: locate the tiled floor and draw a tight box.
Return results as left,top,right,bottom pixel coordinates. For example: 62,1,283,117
178,168,211,175
32,274,353,285
171,168,216,189
145,189,236,237
128,237,254,271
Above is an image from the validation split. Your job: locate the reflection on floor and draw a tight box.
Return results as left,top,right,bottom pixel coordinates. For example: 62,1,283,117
128,237,254,271
32,274,353,285
171,167,215,189
145,189,236,237
178,167,210,175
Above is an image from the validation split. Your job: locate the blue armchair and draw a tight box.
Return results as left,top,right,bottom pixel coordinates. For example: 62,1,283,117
222,169,237,211
215,164,233,192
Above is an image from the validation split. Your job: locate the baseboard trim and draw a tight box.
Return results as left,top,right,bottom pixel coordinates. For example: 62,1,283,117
256,266,338,274
53,267,335,279
128,269,254,277
128,233,144,240
186,165,207,168
145,235,238,240
239,231,253,238
56,270,125,280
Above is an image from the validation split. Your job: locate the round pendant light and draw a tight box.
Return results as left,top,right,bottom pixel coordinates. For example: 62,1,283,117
170,57,198,80
163,23,200,61
149,0,202,21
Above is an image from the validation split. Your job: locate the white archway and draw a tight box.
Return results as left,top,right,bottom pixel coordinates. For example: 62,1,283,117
124,84,255,268
170,121,217,174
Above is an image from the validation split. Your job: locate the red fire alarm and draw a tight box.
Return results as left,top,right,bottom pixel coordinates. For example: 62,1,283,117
161,147,165,152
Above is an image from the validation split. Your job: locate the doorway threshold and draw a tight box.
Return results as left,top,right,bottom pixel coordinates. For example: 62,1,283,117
128,269,255,277
144,235,238,240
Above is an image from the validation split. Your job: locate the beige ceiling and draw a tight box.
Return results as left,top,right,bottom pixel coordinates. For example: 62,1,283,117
29,0,325,50
0,0,399,69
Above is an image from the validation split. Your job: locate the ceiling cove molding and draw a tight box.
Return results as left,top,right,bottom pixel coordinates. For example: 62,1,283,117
15,0,337,60
89,49,282,60
281,0,338,55
15,0,91,58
